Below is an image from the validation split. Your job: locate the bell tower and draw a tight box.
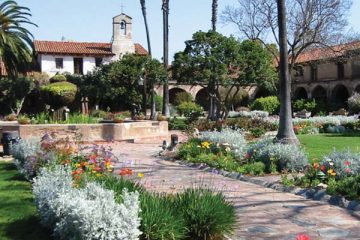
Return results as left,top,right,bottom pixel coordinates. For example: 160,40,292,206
111,13,135,60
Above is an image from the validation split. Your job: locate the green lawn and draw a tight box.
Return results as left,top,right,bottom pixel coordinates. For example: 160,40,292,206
298,133,360,161
0,161,51,240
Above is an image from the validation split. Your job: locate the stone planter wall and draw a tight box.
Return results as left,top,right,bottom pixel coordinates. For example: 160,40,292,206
0,121,168,142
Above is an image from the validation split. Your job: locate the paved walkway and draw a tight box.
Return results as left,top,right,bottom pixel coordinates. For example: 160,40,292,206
108,138,360,240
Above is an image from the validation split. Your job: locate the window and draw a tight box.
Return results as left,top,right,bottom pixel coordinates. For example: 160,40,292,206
337,62,345,79
55,58,63,69
311,66,317,81
74,58,83,75
95,57,103,67
294,66,304,77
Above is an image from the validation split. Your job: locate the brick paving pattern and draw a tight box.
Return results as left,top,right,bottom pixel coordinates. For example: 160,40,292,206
108,139,360,240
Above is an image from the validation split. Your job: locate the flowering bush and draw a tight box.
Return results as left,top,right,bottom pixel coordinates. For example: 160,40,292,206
200,127,247,158
228,110,269,119
321,150,360,178
348,92,360,113
33,165,141,239
247,138,308,172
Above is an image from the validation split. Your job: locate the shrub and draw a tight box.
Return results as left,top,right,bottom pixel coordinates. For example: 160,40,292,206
327,175,360,200
33,166,142,240
30,72,50,86
321,150,360,178
228,110,269,118
174,92,193,105
169,117,187,130
50,74,67,83
348,93,360,114
250,127,266,138
177,102,203,122
293,99,317,112
17,115,31,124
90,109,107,118
177,138,203,161
250,96,280,115
240,162,265,175
247,138,308,172
174,189,236,239
139,193,187,240
200,127,247,158
41,82,77,107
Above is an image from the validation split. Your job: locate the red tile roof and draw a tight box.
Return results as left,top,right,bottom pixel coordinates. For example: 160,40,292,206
34,40,148,56
296,40,360,63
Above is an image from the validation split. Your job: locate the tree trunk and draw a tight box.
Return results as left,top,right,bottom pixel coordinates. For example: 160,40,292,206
212,0,218,31
162,0,170,117
275,0,299,145
140,0,152,118
150,89,156,119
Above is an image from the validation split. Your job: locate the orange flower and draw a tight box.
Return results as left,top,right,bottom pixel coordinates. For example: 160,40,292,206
94,166,102,172
119,168,133,176
313,162,319,169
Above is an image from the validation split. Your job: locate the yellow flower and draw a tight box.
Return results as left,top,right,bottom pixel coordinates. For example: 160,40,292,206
327,169,336,176
201,141,210,149
96,173,102,177
137,173,145,178
75,163,81,168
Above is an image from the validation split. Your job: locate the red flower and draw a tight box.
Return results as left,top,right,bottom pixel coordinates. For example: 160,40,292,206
345,161,351,166
320,165,326,171
119,168,133,176
296,234,311,240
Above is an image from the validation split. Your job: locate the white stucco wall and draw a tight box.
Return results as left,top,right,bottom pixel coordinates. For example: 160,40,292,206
39,54,111,77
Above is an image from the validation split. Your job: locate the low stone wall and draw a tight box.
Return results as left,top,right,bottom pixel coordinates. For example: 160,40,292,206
0,121,168,142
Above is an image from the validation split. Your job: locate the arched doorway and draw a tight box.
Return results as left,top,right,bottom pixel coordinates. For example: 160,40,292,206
195,88,210,110
312,85,327,102
169,88,188,105
331,84,349,109
293,87,308,100
355,85,360,93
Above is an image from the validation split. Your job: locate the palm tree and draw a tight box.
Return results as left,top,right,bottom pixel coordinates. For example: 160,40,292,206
162,0,170,117
0,1,37,77
212,0,218,31
140,0,151,118
275,0,299,144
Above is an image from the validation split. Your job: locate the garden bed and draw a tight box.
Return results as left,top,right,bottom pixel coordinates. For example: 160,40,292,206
0,121,168,142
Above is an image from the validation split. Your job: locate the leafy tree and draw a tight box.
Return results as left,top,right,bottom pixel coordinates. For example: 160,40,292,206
0,1,37,77
0,76,34,115
172,31,276,119
72,55,165,114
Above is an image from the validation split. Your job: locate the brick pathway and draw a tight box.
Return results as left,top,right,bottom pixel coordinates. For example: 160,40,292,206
108,139,360,240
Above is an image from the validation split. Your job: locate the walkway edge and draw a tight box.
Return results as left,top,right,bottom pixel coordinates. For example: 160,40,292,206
162,157,360,212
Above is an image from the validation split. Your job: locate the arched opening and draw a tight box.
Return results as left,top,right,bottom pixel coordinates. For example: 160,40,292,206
253,88,269,99
195,88,210,111
312,86,327,102
169,88,188,105
293,87,308,100
331,84,349,109
355,85,360,93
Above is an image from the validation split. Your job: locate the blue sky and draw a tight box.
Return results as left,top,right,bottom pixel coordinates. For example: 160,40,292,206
17,0,360,60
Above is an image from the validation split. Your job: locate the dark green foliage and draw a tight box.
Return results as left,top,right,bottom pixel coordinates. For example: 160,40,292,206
70,55,166,111
239,162,265,175
250,96,280,115
139,193,187,240
293,99,317,112
177,102,203,122
40,82,77,108
169,117,187,130
174,92,193,105
148,94,163,111
174,189,236,239
250,127,266,138
50,74,67,83
0,76,35,114
326,175,360,200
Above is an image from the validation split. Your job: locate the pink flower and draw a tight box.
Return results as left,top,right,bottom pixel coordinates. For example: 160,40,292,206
296,234,311,240
344,161,351,166
345,168,351,173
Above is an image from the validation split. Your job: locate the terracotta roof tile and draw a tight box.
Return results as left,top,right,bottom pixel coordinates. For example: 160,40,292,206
34,40,148,56
296,40,360,63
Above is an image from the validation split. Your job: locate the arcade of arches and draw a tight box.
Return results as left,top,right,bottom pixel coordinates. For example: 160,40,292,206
292,82,360,109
